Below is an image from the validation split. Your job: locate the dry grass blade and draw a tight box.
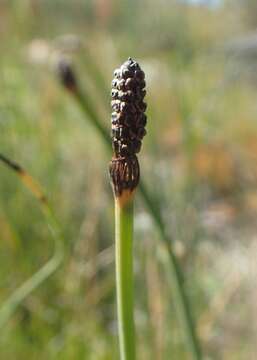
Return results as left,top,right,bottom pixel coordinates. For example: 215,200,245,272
0,153,64,328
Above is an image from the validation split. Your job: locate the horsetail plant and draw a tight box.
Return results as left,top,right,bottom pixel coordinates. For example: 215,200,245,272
57,58,202,359
0,153,64,328
109,58,147,360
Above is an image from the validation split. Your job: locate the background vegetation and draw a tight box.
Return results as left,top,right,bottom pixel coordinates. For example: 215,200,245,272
0,0,257,358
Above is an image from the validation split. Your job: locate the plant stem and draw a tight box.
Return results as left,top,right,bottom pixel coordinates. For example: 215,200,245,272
63,79,202,359
139,181,202,360
115,197,135,360
76,88,110,146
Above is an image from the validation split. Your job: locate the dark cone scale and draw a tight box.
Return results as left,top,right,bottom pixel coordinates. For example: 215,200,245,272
109,156,140,197
109,58,147,196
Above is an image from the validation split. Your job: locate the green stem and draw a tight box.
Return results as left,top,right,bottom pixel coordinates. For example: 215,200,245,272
115,198,135,360
66,83,202,359
76,88,110,146
139,181,202,360
164,247,201,360
79,49,110,105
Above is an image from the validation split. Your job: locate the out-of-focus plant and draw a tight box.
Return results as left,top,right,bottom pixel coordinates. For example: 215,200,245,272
0,154,64,329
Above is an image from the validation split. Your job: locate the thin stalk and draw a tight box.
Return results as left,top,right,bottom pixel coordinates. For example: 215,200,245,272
76,88,110,146
0,154,64,328
79,48,110,105
115,197,135,360
58,65,202,359
139,181,202,360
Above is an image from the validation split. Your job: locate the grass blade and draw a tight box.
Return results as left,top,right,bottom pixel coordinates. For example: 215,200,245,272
0,153,64,328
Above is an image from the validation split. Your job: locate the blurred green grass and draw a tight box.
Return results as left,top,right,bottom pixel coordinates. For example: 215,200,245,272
1,1,257,359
